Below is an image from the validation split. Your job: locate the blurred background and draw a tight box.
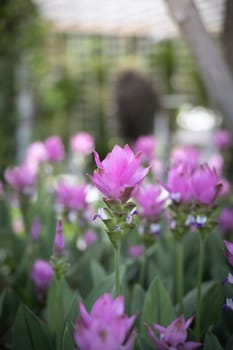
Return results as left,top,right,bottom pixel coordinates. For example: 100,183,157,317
1,0,233,174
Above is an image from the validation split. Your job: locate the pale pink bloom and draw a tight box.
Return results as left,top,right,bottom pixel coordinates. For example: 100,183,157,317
134,184,165,219
5,164,37,195
74,293,136,350
207,154,224,175
191,164,221,206
89,145,150,203
214,129,231,150
164,164,192,203
171,146,200,170
53,219,65,256
83,230,97,247
56,181,88,212
26,141,48,165
134,135,156,163
31,259,53,295
12,219,24,234
150,159,163,180
146,315,201,350
70,132,94,155
218,178,230,197
44,136,65,162
128,244,145,257
219,208,233,235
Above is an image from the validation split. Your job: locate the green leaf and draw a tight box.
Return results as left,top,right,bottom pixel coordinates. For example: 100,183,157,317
203,332,223,350
134,335,155,350
90,260,106,287
13,304,52,350
140,276,174,340
62,321,76,350
131,284,145,327
200,282,222,337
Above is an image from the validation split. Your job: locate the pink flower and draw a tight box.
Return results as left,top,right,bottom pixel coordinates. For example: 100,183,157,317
56,181,88,212
74,293,136,350
70,132,94,155
128,244,145,257
26,141,48,164
89,145,150,203
207,154,224,175
134,184,165,220
145,315,201,350
191,164,221,205
164,164,192,203
214,129,231,150
171,147,200,170
218,178,230,197
219,208,233,235
44,136,65,162
224,240,233,267
31,259,53,295
53,219,65,256
5,164,37,195
134,135,156,163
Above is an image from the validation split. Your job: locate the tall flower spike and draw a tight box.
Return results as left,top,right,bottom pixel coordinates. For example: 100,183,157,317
53,219,65,256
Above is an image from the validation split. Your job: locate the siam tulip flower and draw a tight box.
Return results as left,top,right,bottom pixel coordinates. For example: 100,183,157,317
145,315,201,350
89,145,150,203
164,164,192,204
83,230,98,247
134,135,156,164
55,181,88,212
218,178,230,197
134,184,166,220
219,208,233,235
214,129,231,150
191,164,221,206
224,240,233,267
44,136,65,162
171,146,200,170
26,141,48,165
70,132,94,156
5,164,37,195
207,154,224,175
30,217,41,242
74,293,136,350
128,244,145,258
53,219,65,256
31,259,53,296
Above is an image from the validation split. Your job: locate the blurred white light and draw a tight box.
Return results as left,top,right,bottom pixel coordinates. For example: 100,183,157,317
177,106,220,132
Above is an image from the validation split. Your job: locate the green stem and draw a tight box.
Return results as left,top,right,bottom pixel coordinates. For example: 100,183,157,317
56,277,63,350
195,236,205,339
176,240,184,314
139,255,146,287
114,244,121,296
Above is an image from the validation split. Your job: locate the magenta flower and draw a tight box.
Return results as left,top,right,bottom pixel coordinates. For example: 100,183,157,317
83,230,98,247
164,164,192,203
171,146,200,170
191,164,221,206
145,315,201,350
207,154,224,175
218,178,230,197
74,293,136,350
56,181,88,212
134,135,156,163
44,136,65,162
224,240,233,267
134,184,166,220
31,259,53,295
89,145,150,203
128,244,145,258
70,132,94,155
214,129,231,150
5,164,37,195
53,219,65,256
219,208,233,235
